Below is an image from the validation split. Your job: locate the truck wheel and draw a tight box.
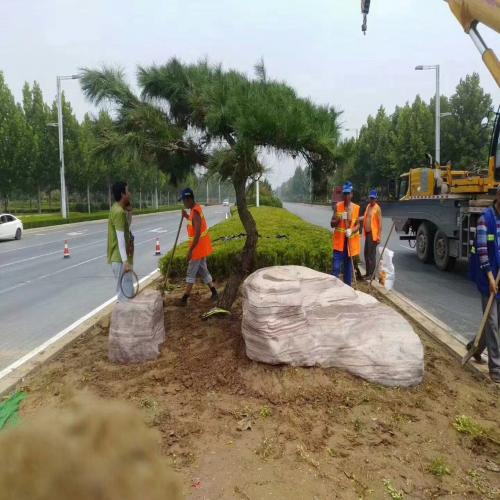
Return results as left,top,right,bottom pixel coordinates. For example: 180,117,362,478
433,230,456,271
416,222,434,263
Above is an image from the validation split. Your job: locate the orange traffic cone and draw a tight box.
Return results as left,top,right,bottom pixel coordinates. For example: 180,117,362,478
63,240,71,258
155,238,161,256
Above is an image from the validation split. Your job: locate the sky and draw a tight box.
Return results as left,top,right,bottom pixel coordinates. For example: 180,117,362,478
1,0,498,187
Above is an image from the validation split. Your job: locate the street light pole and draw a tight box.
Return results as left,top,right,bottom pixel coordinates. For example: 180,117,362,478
56,74,80,219
415,64,440,166
256,179,260,207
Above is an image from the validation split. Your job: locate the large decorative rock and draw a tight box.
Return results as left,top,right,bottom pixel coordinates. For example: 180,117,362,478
241,266,424,387
109,288,165,363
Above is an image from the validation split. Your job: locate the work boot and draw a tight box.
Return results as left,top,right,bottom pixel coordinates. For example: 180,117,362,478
210,287,219,303
466,341,484,363
491,373,500,384
176,295,189,307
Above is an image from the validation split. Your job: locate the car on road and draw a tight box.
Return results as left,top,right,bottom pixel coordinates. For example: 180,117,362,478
0,214,23,240
223,199,229,206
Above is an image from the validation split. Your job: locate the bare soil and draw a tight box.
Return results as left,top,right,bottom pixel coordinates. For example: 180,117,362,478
18,283,500,499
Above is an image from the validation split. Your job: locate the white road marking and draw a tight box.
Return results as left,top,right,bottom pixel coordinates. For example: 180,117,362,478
0,236,160,295
149,228,168,234
0,268,161,382
0,239,104,270
67,231,86,236
0,219,172,256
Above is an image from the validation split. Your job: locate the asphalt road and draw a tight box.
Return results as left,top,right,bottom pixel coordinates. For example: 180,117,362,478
284,202,481,343
0,206,227,371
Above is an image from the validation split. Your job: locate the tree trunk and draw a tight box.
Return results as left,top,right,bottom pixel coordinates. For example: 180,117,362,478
87,183,91,214
48,191,52,210
139,189,143,210
218,174,258,310
37,185,42,214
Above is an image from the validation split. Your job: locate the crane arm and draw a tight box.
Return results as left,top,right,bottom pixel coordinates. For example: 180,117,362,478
361,0,499,86
447,0,500,86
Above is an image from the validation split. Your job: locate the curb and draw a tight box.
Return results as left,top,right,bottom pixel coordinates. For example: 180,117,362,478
0,270,162,398
369,280,489,379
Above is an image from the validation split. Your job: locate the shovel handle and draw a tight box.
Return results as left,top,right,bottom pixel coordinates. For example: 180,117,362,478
162,213,184,295
462,269,500,365
368,221,395,289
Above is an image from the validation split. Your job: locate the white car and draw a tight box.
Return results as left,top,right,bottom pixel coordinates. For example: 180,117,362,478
0,214,23,240
223,199,230,206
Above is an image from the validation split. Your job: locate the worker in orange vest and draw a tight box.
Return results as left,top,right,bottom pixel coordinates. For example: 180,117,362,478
177,188,218,306
363,189,383,280
331,182,360,287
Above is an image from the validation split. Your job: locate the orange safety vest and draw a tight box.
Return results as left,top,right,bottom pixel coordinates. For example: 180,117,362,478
333,201,361,256
363,202,382,243
187,204,213,260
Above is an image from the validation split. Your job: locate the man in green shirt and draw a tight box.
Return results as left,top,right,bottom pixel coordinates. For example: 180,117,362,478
108,181,133,300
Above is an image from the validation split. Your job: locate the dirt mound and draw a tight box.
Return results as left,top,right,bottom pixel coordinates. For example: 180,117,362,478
17,285,500,499
0,395,181,500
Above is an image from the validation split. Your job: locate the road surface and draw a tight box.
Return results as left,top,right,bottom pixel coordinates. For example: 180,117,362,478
0,206,227,372
284,202,481,343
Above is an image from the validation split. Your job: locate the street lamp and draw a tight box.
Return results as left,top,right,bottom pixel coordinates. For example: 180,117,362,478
415,64,440,165
56,74,80,219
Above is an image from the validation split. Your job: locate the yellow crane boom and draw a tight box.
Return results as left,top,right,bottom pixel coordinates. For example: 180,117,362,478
447,0,500,86
361,0,500,86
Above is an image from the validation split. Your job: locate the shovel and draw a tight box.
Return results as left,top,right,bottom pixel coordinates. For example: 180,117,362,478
162,212,184,296
462,270,500,366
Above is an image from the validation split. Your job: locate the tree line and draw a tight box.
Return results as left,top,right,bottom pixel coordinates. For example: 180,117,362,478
279,73,494,202
0,72,236,213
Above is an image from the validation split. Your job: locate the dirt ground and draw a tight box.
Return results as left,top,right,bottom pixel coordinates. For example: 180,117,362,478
17,282,500,499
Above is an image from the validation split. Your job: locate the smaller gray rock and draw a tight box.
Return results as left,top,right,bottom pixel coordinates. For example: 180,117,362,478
109,288,165,364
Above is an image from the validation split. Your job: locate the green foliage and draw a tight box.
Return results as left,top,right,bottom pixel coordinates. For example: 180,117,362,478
287,72,493,198
443,73,493,169
428,458,451,477
256,194,282,208
383,479,404,500
277,166,310,202
159,207,332,280
453,415,486,438
247,179,282,207
0,72,26,210
259,406,272,418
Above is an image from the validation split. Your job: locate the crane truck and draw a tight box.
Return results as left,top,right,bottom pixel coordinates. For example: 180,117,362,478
361,0,500,271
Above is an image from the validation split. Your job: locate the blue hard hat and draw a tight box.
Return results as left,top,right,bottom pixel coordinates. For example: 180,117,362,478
369,189,378,199
178,187,194,201
342,181,353,194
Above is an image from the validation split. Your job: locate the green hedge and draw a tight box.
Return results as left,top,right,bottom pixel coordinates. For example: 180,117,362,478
160,206,332,280
21,205,182,229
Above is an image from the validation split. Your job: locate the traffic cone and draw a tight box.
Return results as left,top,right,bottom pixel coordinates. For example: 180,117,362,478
63,240,71,258
155,238,161,256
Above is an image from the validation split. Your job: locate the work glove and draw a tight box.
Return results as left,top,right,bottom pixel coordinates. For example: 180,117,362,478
346,228,352,238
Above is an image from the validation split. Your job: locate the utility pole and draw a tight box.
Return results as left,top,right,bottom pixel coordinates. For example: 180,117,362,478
206,177,209,205
256,179,260,207
415,64,440,165
56,74,80,219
